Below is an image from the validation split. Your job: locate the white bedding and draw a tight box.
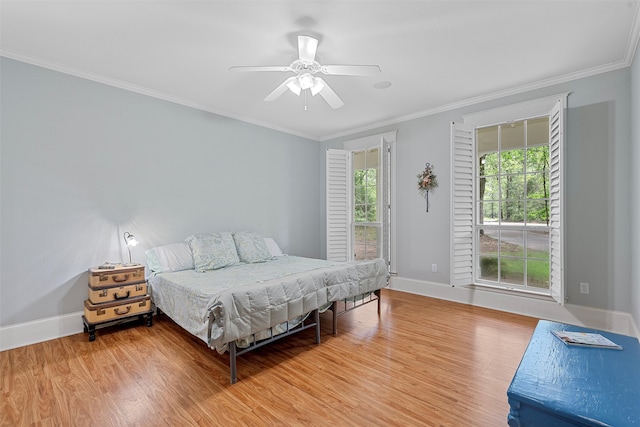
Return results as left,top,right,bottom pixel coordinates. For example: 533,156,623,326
148,256,388,352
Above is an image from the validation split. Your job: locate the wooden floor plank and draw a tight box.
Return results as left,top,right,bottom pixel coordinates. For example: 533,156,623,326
1,289,537,426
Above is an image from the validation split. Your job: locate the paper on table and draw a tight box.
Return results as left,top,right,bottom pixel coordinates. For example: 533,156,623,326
552,330,623,350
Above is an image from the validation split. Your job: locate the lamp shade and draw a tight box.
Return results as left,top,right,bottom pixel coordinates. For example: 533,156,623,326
124,232,138,247
123,232,139,265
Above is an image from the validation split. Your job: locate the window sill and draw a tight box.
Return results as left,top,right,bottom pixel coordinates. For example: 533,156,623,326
464,283,555,302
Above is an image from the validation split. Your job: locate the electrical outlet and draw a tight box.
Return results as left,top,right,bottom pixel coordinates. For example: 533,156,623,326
580,282,589,294
432,264,438,273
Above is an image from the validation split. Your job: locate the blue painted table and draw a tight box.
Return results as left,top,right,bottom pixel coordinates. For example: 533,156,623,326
507,320,640,426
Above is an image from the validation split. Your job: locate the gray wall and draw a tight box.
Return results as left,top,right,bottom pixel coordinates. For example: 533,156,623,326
2,54,637,329
323,68,634,314
0,57,321,326
631,41,640,327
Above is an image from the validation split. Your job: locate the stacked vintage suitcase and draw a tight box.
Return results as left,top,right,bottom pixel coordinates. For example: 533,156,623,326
83,264,153,341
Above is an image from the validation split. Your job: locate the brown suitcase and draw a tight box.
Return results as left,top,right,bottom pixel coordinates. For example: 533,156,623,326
88,281,147,304
83,295,152,324
88,265,145,288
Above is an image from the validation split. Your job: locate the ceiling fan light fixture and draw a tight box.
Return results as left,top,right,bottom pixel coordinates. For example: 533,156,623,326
298,73,314,90
286,79,302,96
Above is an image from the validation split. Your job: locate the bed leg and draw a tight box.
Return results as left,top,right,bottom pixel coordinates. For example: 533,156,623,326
376,289,381,316
314,309,321,344
229,341,237,384
332,301,338,335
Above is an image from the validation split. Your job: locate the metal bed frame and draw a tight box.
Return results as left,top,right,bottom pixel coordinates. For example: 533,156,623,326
209,309,321,384
215,289,382,383
156,288,382,384
328,289,381,335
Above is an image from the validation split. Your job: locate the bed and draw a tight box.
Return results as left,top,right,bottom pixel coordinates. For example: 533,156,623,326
145,231,389,383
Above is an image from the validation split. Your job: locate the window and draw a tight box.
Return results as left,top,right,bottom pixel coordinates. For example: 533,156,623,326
326,131,396,272
476,117,550,291
451,94,567,304
353,148,380,260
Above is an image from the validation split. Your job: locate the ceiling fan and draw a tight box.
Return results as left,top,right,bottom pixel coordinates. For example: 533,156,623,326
230,35,381,109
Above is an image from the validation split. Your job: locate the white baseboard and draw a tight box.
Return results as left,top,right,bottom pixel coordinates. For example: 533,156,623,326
2,280,638,351
0,311,84,352
390,276,640,338
631,317,640,339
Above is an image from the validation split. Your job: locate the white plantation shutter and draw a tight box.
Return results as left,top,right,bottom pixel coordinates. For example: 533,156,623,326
450,123,475,286
326,149,352,261
548,99,565,305
453,94,567,300
382,140,391,266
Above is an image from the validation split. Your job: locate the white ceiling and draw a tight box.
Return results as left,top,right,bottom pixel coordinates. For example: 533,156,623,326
2,1,639,141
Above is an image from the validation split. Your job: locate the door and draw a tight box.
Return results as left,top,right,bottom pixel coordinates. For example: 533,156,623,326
326,131,395,270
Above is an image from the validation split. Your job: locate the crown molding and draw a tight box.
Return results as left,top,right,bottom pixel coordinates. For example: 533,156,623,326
3,17,638,145
321,5,640,142
0,49,318,141
625,1,640,65
319,58,632,142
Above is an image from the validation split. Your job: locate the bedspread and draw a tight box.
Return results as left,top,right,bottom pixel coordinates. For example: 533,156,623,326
148,256,388,352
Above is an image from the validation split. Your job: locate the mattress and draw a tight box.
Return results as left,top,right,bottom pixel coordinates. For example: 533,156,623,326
148,256,388,352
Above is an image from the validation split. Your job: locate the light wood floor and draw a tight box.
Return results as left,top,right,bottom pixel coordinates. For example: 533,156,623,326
1,289,538,426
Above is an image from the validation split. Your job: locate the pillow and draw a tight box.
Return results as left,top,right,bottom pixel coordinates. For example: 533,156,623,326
185,232,240,272
145,242,194,273
233,231,272,263
263,237,284,257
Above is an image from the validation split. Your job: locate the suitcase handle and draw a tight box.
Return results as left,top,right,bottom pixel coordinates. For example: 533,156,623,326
113,291,131,300
99,273,130,282
114,306,131,316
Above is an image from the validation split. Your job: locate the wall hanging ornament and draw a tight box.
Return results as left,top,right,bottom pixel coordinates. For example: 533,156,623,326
417,162,438,212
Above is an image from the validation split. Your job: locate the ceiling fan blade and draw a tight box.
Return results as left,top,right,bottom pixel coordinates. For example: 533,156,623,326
321,64,381,76
314,77,344,109
298,35,318,63
230,66,292,72
264,76,297,102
